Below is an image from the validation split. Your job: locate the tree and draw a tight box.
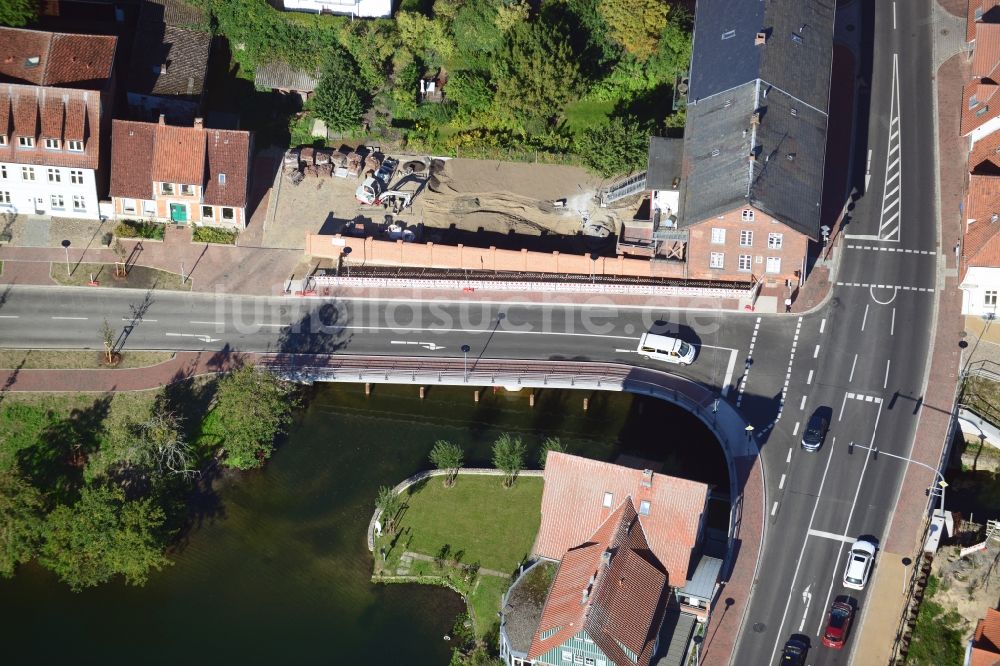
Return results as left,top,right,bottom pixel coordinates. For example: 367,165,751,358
0,0,37,27
0,468,44,578
313,79,365,133
112,238,128,277
429,439,464,486
107,411,198,479
213,364,298,471
101,319,116,364
537,437,566,469
492,433,526,488
598,0,669,61
492,19,583,125
39,486,171,591
375,485,402,535
574,115,650,178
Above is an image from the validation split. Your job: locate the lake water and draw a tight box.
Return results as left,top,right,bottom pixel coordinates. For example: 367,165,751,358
0,383,726,664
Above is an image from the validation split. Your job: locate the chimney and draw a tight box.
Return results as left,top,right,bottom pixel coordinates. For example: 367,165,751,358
193,117,204,130
158,114,166,125
601,549,612,567
641,469,653,488
581,587,590,605
992,213,999,224
755,31,767,46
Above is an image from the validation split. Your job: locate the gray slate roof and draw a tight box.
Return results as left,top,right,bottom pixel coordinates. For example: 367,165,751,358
682,0,836,237
254,61,320,93
647,137,684,191
503,560,558,657
140,0,207,29
128,24,211,100
679,554,723,601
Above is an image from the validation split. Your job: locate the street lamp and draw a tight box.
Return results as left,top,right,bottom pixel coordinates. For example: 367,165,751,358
745,424,754,441
61,239,71,276
850,442,948,515
461,344,471,382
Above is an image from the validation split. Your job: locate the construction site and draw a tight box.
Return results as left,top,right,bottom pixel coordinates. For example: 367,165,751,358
261,146,644,257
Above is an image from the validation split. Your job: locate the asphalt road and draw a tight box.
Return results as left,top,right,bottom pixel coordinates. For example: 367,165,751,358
0,1,943,664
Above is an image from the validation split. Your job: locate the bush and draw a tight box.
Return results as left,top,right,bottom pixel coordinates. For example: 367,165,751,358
114,219,165,240
193,227,239,244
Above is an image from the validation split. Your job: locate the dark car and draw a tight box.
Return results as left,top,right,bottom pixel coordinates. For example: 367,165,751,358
801,408,830,451
822,601,855,648
780,637,808,665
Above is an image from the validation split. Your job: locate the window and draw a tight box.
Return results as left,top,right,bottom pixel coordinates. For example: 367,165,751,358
562,651,573,663
987,291,998,307
44,138,60,149
0,165,6,179
711,228,726,244
202,205,213,220
181,184,195,196
740,230,753,246
67,140,83,151
25,56,39,68
72,195,85,211
766,257,781,274
585,659,595,666
18,136,34,148
710,252,725,269
742,209,755,222
160,182,174,195
639,500,651,516
738,254,752,271
142,200,156,216
218,173,226,185
123,198,136,214
721,29,735,40
602,492,613,508
222,207,234,220
0,191,10,204
768,232,783,249
47,168,61,183
0,134,7,146
971,94,981,109
21,166,35,181
574,656,584,665
50,194,64,209
69,170,83,185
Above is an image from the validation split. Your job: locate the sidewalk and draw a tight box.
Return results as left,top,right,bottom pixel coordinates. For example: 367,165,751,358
851,16,970,662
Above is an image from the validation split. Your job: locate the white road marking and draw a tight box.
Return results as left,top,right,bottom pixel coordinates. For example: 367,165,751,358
122,317,158,323
771,501,779,517
891,308,896,335
737,317,763,408
787,448,793,463
861,304,869,331
52,316,88,320
820,318,826,334
799,584,813,632
189,320,224,326
839,393,850,421
800,395,807,410
849,353,858,382
813,344,820,358
767,436,840,663
165,332,220,343
878,53,902,242
793,421,800,436
614,348,636,353
807,370,814,385
722,348,738,397
779,474,787,490
893,1,897,29
389,340,447,351
0,315,19,319
807,529,857,544
884,359,891,388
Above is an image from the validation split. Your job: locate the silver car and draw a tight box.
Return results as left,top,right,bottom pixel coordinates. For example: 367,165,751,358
843,539,877,590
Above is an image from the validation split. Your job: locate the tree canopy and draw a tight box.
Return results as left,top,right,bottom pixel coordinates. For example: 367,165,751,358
0,0,38,27
492,433,526,488
39,486,171,591
429,440,464,486
598,0,669,61
575,116,651,178
212,365,298,470
0,468,44,578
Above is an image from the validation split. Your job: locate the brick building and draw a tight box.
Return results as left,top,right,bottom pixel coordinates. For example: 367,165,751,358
109,116,252,228
676,0,836,285
962,3,1000,147
0,27,118,220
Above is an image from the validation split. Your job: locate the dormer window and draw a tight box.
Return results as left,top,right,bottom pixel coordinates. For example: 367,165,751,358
25,56,40,68
602,492,613,508
67,140,83,152
18,136,34,148
218,173,226,185
639,500,651,516
44,138,60,150
742,209,755,222
971,94,980,109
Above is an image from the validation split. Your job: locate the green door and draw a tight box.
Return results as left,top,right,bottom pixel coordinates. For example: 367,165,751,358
169,203,187,223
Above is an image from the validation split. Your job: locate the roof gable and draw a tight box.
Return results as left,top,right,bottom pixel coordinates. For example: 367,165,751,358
0,28,116,89
974,23,1000,80
110,120,156,200
203,129,251,207
152,124,205,184
970,0,1000,41
963,174,1000,274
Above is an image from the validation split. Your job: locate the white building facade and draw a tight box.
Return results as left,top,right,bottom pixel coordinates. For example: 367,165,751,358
0,161,99,219
961,266,1000,317
281,0,392,18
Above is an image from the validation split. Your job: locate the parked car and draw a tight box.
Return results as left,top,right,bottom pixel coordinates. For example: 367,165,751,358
821,600,855,648
801,408,830,451
779,637,808,665
636,333,696,365
843,539,877,590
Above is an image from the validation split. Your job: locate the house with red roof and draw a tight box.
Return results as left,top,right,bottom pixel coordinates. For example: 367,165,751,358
0,27,118,220
966,607,1000,666
964,4,1000,146
499,453,714,666
109,116,252,228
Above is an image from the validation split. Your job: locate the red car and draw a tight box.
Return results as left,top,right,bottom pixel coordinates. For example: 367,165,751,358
821,601,854,648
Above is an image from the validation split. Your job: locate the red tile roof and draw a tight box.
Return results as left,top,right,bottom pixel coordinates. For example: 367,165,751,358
972,608,1000,666
527,500,668,666
971,128,1000,174
0,85,100,170
535,452,709,583
0,91,8,136
111,119,251,209
963,174,1000,274
0,28,116,89
962,83,1000,137
109,120,156,200
976,24,1000,80
970,0,1000,43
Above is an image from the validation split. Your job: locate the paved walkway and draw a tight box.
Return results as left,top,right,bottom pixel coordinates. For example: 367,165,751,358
398,551,509,579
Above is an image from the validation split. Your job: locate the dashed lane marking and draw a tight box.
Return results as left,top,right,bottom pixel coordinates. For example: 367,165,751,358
793,421,800,436
779,474,787,490
846,245,935,255
787,448,793,464
736,317,762,408
762,318,803,429
836,282,934,292
771,501,780,517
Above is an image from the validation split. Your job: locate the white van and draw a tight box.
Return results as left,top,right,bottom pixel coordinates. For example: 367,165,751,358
636,333,697,365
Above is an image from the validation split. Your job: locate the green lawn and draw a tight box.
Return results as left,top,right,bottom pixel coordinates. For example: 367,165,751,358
468,572,511,638
563,98,616,134
399,475,542,573
0,349,173,370
50,263,192,291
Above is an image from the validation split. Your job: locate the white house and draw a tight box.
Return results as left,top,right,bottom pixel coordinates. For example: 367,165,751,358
961,172,1000,317
281,0,392,18
0,28,118,220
